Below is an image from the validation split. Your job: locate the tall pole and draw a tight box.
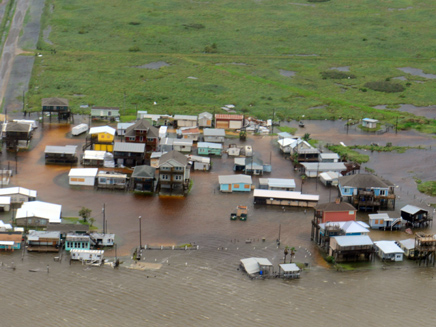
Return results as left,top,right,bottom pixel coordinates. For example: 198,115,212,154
395,116,398,134
271,108,275,135
138,216,142,250
102,203,106,234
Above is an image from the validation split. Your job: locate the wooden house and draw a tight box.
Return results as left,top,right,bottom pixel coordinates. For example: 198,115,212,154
2,121,32,149
124,119,159,154
400,205,431,228
258,178,296,191
15,201,62,228
0,232,22,251
0,187,36,204
91,107,120,121
414,233,436,266
215,114,244,129
26,231,61,252
329,235,374,263
295,148,320,163
338,174,396,211
314,199,357,224
113,142,146,167
374,241,404,262
178,127,200,142
362,118,379,129
97,171,128,190
253,189,319,208
69,168,98,186
203,128,226,143
198,112,213,128
197,142,223,156
130,165,156,192
315,221,369,250
158,150,190,195
41,97,71,122
45,145,78,164
173,115,197,128
368,213,403,230
65,233,91,251
219,175,252,192
87,126,116,152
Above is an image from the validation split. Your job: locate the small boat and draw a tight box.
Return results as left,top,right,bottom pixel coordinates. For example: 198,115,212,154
299,121,305,127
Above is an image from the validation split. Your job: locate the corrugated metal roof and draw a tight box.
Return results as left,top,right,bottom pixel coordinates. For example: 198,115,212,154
302,162,346,172
215,114,244,120
399,239,415,250
197,142,222,149
16,201,62,223
253,189,319,201
83,150,106,160
266,178,296,189
45,145,77,155
279,263,300,272
174,115,198,120
374,241,404,254
401,205,425,215
203,128,225,136
113,142,145,153
240,258,260,274
0,187,36,197
332,235,373,247
89,126,116,135
339,174,393,188
320,153,340,159
68,168,99,177
218,175,252,185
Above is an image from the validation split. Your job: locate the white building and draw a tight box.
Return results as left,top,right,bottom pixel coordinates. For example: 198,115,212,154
374,241,404,262
69,168,98,186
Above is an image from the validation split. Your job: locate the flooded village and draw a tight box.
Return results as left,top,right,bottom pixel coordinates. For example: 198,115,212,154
1,102,436,326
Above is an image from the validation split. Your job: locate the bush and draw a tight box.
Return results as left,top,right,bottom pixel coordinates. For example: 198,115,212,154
129,45,140,52
183,23,205,29
129,21,141,25
320,71,356,80
364,81,405,93
204,43,217,53
326,256,335,263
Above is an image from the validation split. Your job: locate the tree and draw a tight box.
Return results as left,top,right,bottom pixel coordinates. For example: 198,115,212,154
302,133,311,142
79,207,92,222
89,217,95,227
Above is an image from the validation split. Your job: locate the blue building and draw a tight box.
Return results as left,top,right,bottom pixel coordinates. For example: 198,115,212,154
219,175,252,192
198,142,223,156
65,233,91,252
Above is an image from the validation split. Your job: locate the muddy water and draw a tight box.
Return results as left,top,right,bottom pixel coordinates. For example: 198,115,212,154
2,120,436,326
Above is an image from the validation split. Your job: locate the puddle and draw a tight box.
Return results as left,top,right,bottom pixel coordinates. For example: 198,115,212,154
43,26,53,45
279,69,296,77
395,104,436,119
392,76,407,81
308,105,326,110
134,61,170,70
289,2,315,7
373,105,387,110
397,67,436,79
330,66,350,72
388,7,413,11
187,76,198,79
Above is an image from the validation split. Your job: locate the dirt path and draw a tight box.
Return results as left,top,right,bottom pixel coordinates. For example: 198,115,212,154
0,0,29,109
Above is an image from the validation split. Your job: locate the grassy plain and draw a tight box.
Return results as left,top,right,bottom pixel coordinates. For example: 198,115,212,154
25,0,436,131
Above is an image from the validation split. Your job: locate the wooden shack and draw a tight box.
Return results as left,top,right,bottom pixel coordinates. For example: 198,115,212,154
26,231,61,252
329,235,374,263
401,205,431,228
414,233,436,266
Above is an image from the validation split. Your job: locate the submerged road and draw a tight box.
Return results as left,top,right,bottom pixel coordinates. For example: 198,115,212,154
0,0,29,110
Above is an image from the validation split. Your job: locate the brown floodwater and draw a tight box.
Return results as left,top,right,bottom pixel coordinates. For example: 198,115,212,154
1,119,436,326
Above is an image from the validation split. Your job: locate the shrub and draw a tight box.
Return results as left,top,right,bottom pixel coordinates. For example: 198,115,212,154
204,43,217,53
364,81,405,93
129,45,140,52
320,71,356,80
183,23,205,29
129,21,141,25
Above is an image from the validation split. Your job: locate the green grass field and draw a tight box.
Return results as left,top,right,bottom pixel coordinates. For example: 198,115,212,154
26,0,436,131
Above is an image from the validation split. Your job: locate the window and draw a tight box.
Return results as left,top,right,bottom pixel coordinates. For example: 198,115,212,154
175,166,183,171
161,174,169,180
147,138,154,142
379,189,386,196
244,184,250,189
161,166,170,171
174,175,182,181
234,184,240,189
129,137,136,141
139,136,143,142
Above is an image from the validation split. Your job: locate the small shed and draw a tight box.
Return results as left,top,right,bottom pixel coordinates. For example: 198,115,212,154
219,175,252,192
362,118,379,129
277,132,293,140
258,178,296,191
240,257,273,277
398,239,417,259
374,241,404,262
203,128,226,143
278,263,301,279
198,112,213,128
174,115,198,128
70,249,104,266
69,168,98,186
319,153,340,163
187,155,211,171
215,114,244,129
82,150,107,167
319,171,340,186
97,171,128,190
197,142,223,156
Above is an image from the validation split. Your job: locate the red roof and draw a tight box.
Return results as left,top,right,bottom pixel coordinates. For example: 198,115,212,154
215,114,243,120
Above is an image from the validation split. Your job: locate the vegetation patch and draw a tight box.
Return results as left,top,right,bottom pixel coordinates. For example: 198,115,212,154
182,23,205,30
321,71,356,80
349,144,425,153
364,81,405,93
417,181,436,196
308,0,330,2
327,145,370,163
278,126,297,134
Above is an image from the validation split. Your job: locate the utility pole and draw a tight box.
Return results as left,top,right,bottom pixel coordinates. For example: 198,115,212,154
277,224,281,246
102,203,106,234
271,108,275,135
138,216,142,250
395,116,398,134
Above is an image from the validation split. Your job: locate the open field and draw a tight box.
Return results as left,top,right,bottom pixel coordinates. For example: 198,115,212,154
25,0,436,131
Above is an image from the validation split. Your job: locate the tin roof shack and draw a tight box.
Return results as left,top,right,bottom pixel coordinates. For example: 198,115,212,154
124,119,159,154
319,171,340,187
319,153,340,163
89,233,115,247
279,263,301,279
70,249,104,266
116,123,134,137
374,241,404,262
277,132,293,140
15,201,62,228
295,148,320,163
178,127,201,142
362,118,379,129
130,165,156,192
97,171,128,190
86,126,116,152
91,107,120,122
45,145,78,164
0,231,22,251
315,221,370,250
401,205,431,228
0,187,36,205
301,162,346,178
368,213,403,230
258,178,296,191
253,189,319,208
203,128,226,143
240,257,274,279
219,175,252,193
414,233,436,266
41,97,71,122
173,139,193,153
215,114,244,130
160,138,175,153
173,115,198,128
26,231,61,252
158,150,190,195
2,121,32,149
186,155,211,171
198,112,213,128
197,142,223,156
329,235,374,263
113,142,145,167
338,174,396,211
81,150,107,167
69,168,98,186
65,233,91,251
398,239,418,259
